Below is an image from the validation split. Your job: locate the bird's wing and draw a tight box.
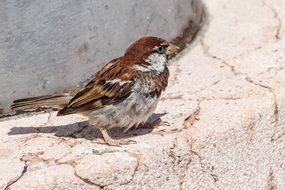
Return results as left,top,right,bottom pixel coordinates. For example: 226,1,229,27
57,58,135,115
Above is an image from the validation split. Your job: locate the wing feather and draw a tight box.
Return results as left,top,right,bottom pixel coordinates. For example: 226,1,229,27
57,58,135,116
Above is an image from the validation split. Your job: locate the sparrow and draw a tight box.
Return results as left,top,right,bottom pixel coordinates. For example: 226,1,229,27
11,36,179,146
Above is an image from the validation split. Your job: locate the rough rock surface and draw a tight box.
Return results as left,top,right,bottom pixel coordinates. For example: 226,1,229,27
1,0,285,189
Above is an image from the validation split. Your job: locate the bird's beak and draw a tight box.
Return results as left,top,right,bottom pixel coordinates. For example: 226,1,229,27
166,43,180,55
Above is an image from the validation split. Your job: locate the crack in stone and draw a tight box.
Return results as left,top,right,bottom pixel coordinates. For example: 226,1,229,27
200,39,280,143
16,150,90,189
210,173,219,183
191,150,219,183
267,168,277,190
200,40,242,76
244,78,279,142
84,151,142,189
129,153,140,182
4,157,28,190
114,151,141,187
4,166,27,190
263,0,282,40
62,152,141,189
63,162,105,189
179,135,193,190
73,170,104,189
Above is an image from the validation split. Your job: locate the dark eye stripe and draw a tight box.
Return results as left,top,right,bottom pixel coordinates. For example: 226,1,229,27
156,45,168,54
157,46,163,53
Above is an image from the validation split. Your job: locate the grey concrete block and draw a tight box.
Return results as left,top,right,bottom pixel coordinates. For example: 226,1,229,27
0,0,203,113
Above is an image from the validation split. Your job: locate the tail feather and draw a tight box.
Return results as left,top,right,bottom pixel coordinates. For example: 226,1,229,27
11,94,72,111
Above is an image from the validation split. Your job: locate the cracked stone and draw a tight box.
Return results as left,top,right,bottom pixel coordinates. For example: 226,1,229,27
21,136,71,161
75,152,138,187
1,0,285,189
7,165,99,190
0,157,25,190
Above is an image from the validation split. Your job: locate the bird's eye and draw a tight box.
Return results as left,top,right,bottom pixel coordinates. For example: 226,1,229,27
156,46,165,54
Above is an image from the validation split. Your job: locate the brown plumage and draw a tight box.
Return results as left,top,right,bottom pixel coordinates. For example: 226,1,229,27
57,58,135,115
11,36,179,146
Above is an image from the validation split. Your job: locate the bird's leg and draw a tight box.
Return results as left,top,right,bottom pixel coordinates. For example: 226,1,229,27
40,111,55,128
98,127,136,146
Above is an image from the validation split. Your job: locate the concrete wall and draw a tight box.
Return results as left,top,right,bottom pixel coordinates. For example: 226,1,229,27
0,0,203,113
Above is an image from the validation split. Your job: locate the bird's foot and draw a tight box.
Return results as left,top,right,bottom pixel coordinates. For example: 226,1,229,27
98,127,136,146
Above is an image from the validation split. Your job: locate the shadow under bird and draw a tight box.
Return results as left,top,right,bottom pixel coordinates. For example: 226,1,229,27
11,36,179,146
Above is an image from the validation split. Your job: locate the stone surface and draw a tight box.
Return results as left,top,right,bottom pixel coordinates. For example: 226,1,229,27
1,0,285,189
0,0,203,112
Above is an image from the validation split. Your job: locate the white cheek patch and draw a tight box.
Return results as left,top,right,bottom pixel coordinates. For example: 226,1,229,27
146,53,167,72
134,53,167,73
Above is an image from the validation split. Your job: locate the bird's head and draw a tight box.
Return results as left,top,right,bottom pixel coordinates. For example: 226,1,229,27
122,36,180,73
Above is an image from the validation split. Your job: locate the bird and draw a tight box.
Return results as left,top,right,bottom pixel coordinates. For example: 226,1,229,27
11,36,179,146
